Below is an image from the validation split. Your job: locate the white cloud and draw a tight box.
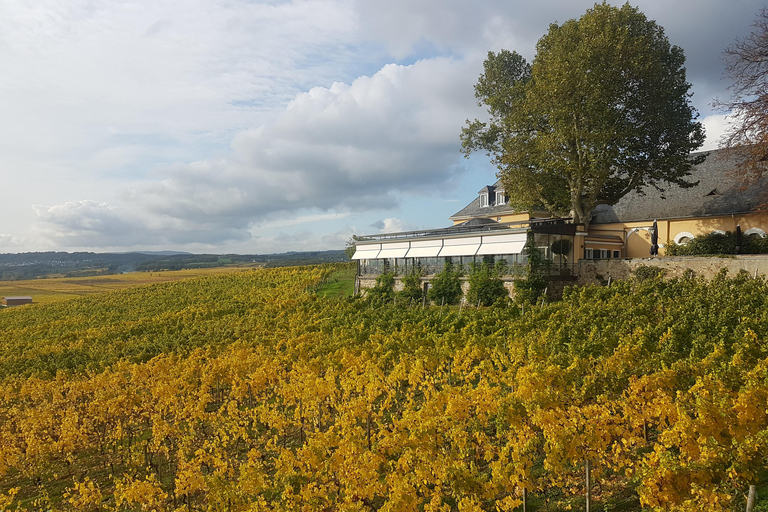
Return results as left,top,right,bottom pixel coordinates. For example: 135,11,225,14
3,0,765,253
701,114,732,151
32,57,478,248
370,217,418,233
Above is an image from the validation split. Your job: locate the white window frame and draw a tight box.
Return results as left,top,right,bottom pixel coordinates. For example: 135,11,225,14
674,232,695,245
495,190,506,205
480,193,489,207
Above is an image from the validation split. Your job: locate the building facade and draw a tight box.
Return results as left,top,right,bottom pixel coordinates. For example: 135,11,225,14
352,148,768,294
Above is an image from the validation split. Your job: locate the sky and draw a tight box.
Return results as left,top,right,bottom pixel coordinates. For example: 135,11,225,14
0,0,762,254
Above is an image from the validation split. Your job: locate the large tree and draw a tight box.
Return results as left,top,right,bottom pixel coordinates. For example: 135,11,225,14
461,2,705,227
717,8,768,180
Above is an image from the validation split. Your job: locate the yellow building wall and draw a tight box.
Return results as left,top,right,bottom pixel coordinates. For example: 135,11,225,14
589,212,768,259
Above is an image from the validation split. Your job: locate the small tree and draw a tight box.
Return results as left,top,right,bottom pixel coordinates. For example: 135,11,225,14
427,261,463,305
366,272,395,303
514,236,547,304
398,270,423,303
466,261,508,306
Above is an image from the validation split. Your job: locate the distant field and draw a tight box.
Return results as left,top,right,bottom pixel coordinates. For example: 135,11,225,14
0,265,264,304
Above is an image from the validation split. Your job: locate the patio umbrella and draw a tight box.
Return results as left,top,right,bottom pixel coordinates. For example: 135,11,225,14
650,220,659,256
736,224,742,254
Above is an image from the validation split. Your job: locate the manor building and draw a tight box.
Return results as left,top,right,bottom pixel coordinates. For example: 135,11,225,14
352,148,768,290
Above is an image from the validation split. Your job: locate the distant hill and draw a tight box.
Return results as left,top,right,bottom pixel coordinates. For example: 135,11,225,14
0,249,348,280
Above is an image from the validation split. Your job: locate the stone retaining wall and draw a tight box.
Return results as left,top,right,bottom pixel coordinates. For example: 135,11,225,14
357,256,768,300
577,255,768,286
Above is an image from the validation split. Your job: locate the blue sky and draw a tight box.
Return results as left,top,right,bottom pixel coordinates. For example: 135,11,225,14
0,0,761,254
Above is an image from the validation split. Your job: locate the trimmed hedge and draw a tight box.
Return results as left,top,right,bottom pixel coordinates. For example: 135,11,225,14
665,230,768,256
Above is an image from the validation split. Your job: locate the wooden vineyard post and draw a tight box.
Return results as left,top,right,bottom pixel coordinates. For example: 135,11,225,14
747,484,756,512
586,459,592,512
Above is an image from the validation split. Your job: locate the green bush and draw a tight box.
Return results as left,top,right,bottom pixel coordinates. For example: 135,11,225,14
428,261,463,305
366,272,395,303
633,264,666,282
665,230,768,256
513,272,547,304
466,262,508,306
551,238,572,256
513,236,548,304
398,270,423,303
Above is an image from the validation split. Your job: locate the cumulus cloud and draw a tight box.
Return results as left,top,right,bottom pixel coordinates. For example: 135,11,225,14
8,0,764,252
32,57,478,248
701,114,732,151
370,217,418,233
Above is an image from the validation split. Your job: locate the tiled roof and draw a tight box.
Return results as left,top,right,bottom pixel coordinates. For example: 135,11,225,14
591,148,768,224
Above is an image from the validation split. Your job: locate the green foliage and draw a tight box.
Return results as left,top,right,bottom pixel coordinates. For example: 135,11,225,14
633,264,666,281
514,236,548,304
427,261,463,305
665,230,768,256
551,238,572,256
344,236,358,259
461,3,704,225
466,262,508,306
398,270,423,303
513,272,547,304
366,271,396,303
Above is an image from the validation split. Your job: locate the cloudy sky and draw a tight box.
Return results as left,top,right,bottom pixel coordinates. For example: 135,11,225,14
0,0,762,254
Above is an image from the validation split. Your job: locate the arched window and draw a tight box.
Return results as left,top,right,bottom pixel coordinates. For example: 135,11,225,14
745,227,767,238
710,229,726,235
674,231,695,245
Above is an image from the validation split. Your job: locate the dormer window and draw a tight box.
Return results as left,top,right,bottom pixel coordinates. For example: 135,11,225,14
495,190,506,205
480,192,489,207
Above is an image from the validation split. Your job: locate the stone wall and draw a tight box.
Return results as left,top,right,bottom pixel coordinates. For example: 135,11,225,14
358,256,768,300
576,255,768,286
356,275,554,301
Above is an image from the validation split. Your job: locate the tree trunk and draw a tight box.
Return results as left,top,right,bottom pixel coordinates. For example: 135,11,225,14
746,484,756,512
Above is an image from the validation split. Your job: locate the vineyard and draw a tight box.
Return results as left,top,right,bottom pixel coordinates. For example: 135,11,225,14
0,264,767,511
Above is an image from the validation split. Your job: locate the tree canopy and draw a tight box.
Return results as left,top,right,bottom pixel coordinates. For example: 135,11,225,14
461,2,705,226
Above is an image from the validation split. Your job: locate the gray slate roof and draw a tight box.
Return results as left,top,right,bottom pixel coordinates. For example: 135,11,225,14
591,148,768,224
450,180,518,219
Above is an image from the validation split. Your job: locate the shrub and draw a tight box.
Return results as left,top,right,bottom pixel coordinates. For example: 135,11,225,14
466,262,508,306
633,264,665,281
366,272,395,303
398,270,423,303
513,272,547,304
428,261,463,305
514,236,548,304
665,230,768,256
551,239,572,256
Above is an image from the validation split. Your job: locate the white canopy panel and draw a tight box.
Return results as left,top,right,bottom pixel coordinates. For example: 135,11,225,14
476,233,528,256
351,244,381,260
438,236,481,257
377,241,411,258
406,239,443,258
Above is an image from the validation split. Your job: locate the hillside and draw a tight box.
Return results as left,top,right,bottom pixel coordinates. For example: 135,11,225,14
0,265,767,511
0,250,347,281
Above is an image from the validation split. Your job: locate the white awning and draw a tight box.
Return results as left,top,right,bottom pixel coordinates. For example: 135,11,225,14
351,244,381,260
438,236,481,257
406,239,443,258
377,241,411,258
476,233,527,256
